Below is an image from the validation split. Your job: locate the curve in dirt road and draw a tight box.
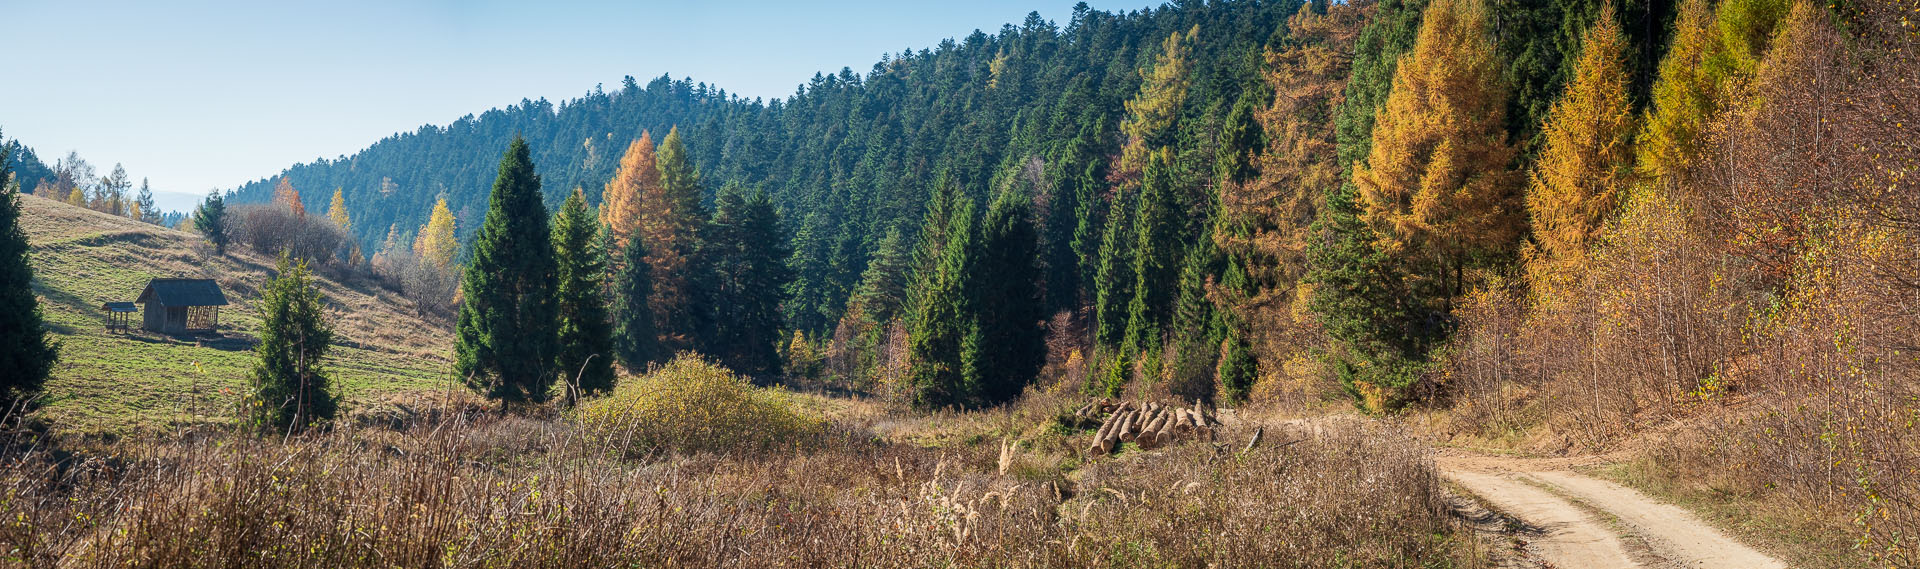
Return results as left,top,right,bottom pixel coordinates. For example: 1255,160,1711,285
1440,455,1786,569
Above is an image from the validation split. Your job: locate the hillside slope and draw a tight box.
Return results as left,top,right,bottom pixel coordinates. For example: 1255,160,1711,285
21,194,453,434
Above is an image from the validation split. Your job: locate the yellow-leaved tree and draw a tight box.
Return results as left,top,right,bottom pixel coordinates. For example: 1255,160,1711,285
327,187,352,231
1115,25,1195,185
1352,0,1521,299
1525,6,1635,283
413,198,458,272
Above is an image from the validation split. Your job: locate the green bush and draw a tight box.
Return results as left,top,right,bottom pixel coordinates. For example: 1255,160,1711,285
576,355,823,456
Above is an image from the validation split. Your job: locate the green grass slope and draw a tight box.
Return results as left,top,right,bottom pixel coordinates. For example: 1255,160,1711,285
20,194,455,434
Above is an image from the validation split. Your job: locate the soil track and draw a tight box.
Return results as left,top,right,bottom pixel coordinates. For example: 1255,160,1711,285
1438,451,1786,569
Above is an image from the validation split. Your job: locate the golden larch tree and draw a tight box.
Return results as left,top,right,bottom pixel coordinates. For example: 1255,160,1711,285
413,198,459,272
600,130,657,248
1115,26,1195,185
1222,2,1370,290
327,187,352,230
1352,0,1521,295
1525,5,1636,279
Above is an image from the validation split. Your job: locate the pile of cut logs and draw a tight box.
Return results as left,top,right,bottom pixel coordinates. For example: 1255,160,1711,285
1075,399,1217,455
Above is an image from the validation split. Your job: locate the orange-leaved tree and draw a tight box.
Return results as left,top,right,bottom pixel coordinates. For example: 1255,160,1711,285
1525,5,1636,284
1352,0,1521,301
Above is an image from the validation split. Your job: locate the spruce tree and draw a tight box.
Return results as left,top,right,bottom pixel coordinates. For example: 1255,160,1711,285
969,188,1046,406
1213,259,1257,404
249,254,335,433
454,137,560,405
552,189,615,397
1092,186,1136,349
905,198,978,409
134,178,159,224
0,138,58,408
1165,227,1224,402
610,230,658,372
707,184,794,376
194,189,228,255
1121,150,1183,360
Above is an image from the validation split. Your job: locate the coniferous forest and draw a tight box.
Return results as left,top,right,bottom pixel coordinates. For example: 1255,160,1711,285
5,0,1920,565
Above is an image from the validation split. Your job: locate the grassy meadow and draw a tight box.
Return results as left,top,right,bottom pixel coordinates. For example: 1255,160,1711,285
20,193,453,434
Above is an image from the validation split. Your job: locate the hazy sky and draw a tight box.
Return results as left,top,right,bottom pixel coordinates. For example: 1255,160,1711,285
1,0,1136,212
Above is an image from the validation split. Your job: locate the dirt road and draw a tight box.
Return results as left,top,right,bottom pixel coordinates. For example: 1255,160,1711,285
1438,452,1786,569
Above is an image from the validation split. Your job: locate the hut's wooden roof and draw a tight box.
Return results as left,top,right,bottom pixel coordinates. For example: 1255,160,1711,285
135,278,229,307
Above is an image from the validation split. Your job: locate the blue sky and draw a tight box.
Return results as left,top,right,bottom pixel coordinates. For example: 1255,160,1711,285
2,0,1138,212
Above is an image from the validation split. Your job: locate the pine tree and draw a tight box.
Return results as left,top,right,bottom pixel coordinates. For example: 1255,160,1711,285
273,178,305,217
134,178,159,224
905,198,978,409
249,254,336,434
707,184,794,376
600,131,657,248
1527,7,1636,280
194,189,229,255
0,137,58,408
454,137,560,405
1353,0,1522,302
610,230,658,372
552,189,616,397
414,198,459,272
969,188,1046,405
327,187,352,230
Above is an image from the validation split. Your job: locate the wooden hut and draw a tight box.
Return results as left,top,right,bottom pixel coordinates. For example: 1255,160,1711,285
135,278,228,334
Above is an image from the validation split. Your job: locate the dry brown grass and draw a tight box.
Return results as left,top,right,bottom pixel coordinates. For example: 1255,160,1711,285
0,387,1471,568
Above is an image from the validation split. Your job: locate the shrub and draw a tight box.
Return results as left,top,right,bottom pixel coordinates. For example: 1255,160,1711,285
232,204,350,266
576,355,823,456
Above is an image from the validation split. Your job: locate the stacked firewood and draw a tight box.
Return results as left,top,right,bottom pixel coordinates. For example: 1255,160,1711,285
1075,399,1217,456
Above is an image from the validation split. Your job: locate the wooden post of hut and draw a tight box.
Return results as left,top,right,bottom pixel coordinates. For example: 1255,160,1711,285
101,302,136,332
134,278,229,335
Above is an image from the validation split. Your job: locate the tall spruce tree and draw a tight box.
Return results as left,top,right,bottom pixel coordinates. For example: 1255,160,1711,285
707,184,794,376
194,189,229,255
249,254,335,433
552,189,615,397
610,230,659,371
0,136,58,408
1165,225,1225,402
1121,150,1184,360
905,198,978,409
969,188,1047,405
454,137,560,405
